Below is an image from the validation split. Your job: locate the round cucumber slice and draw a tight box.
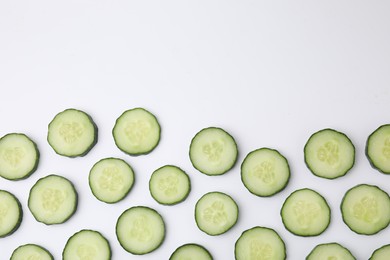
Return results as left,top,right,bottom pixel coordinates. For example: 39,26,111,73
0,133,39,180
0,190,23,238
170,243,213,260
306,242,356,260
366,124,390,174
11,244,53,260
369,244,390,260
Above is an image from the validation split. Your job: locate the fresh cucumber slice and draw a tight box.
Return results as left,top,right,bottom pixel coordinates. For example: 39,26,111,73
306,242,356,260
28,174,78,225
63,229,111,260
194,191,238,236
340,184,390,235
149,165,190,205
281,188,331,236
170,243,213,260
189,127,238,176
11,244,53,260
0,133,39,180
0,190,23,238
112,108,161,156
47,108,98,157
369,244,390,260
234,226,286,260
366,124,390,174
89,157,135,204
241,148,290,197
304,128,355,179
116,206,165,255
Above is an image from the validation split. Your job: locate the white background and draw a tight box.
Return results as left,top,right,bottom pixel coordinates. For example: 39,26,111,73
1,0,390,259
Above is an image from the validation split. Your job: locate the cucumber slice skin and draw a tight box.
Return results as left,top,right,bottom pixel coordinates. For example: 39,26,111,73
11,244,53,260
47,108,98,158
189,127,238,176
116,206,165,255
28,174,78,225
194,191,239,236
306,242,356,260
62,229,111,260
369,244,390,260
89,157,135,204
112,108,161,156
169,243,213,260
0,190,23,238
234,226,286,260
340,184,390,235
280,188,331,237
0,133,40,181
366,124,390,174
241,147,290,197
304,128,355,179
149,165,191,205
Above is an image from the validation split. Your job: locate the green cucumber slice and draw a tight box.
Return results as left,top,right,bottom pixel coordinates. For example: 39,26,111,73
0,133,39,180
63,229,111,260
306,242,356,260
369,244,390,260
89,157,135,203
366,124,390,174
28,174,78,225
0,190,23,238
189,127,238,176
47,108,98,157
281,188,331,236
304,128,355,179
112,108,161,156
235,226,286,260
11,244,53,260
241,148,290,197
149,165,191,205
341,184,390,235
194,191,238,236
170,243,213,260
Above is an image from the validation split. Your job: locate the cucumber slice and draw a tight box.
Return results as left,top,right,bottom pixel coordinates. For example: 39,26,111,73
0,190,23,238
112,108,161,156
89,157,135,203
234,226,286,260
11,244,53,260
304,128,355,179
149,165,191,205
116,206,165,255
370,244,390,260
28,174,78,225
306,242,356,260
63,229,111,260
281,188,331,236
241,148,290,197
189,127,238,176
170,243,213,260
366,124,390,174
47,108,98,157
194,191,238,236
340,184,390,235
0,133,39,180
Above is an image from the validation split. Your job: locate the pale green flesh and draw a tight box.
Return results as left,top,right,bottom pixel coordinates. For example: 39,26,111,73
116,207,165,255
0,190,21,237
306,243,355,260
28,175,77,225
367,125,390,173
241,148,289,196
305,129,354,179
0,133,38,180
11,244,53,260
48,109,96,157
89,158,134,203
235,226,286,260
63,230,111,260
195,192,238,235
149,165,190,205
281,189,330,236
189,127,237,175
113,108,160,155
170,244,212,260
370,244,390,260
341,184,390,235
